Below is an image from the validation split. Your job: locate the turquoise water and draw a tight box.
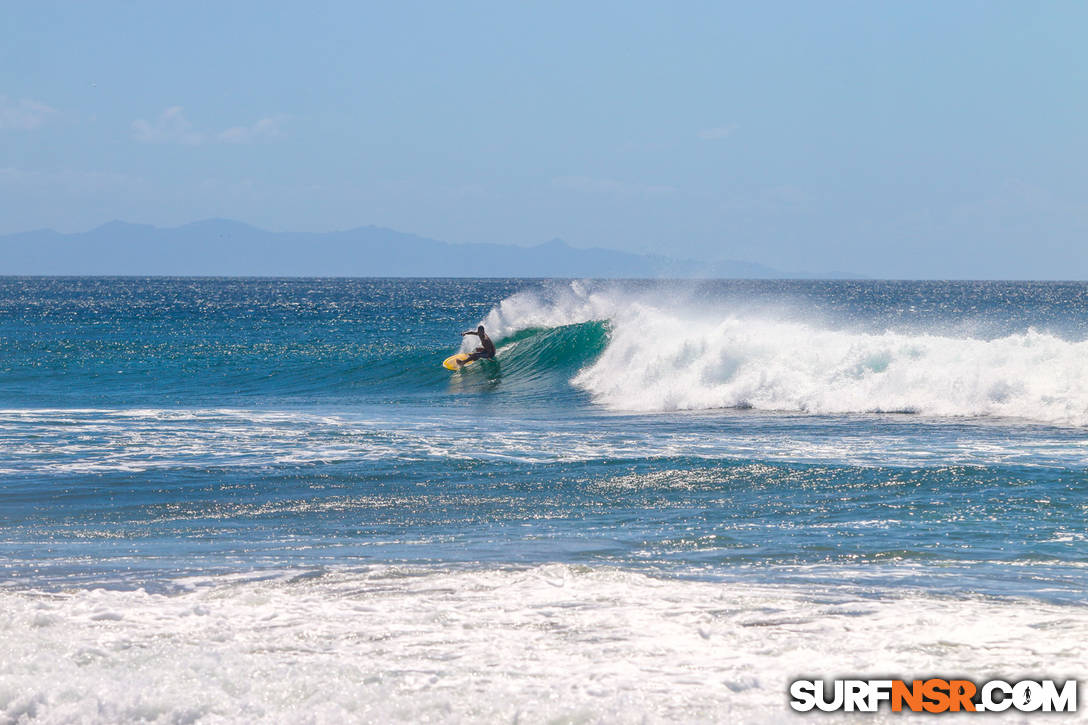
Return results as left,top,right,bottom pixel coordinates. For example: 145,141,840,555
2,278,1086,722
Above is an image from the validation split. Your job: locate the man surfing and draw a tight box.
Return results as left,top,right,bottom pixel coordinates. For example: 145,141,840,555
460,325,496,365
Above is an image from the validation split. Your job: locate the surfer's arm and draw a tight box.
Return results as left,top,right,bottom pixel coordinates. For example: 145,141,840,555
461,330,479,337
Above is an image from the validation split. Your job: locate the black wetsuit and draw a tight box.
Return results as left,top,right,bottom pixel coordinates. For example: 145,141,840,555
462,329,496,361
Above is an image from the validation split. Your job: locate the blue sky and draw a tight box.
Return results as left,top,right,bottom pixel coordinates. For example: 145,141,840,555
2,1,1086,277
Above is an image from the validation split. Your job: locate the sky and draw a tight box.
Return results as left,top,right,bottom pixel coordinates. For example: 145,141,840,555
2,1,1087,278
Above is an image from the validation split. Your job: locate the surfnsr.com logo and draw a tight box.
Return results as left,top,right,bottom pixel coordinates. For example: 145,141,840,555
789,679,1077,713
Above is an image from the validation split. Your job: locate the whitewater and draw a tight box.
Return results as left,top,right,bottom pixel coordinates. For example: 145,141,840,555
481,281,1088,425
6,565,1086,724
1,277,1085,723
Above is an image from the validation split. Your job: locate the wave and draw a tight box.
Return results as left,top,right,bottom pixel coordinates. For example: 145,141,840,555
477,281,1088,426
2,407,1085,474
487,322,610,379
4,564,1086,724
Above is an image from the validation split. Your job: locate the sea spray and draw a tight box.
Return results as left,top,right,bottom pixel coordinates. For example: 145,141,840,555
476,281,1088,425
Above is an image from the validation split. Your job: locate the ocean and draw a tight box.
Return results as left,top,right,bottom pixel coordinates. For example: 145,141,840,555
2,277,1086,723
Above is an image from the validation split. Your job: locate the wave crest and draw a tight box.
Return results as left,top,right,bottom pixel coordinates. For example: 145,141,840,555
481,282,1088,425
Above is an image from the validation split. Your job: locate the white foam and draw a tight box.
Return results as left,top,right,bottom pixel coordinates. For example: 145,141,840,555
0,406,1085,474
3,565,1084,723
481,283,1088,426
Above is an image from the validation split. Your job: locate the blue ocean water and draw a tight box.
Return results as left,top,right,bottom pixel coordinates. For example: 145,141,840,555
2,278,1086,722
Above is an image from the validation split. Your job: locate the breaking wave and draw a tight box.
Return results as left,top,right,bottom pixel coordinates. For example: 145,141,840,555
478,282,1088,425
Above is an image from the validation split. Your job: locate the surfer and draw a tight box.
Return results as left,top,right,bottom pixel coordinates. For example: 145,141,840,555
460,325,495,365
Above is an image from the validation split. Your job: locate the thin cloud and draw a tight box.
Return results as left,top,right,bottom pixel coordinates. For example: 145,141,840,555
0,95,57,131
132,107,288,145
218,115,288,144
698,124,738,141
132,106,204,145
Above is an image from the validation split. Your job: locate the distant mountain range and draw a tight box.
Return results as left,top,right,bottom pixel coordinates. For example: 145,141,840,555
0,219,861,278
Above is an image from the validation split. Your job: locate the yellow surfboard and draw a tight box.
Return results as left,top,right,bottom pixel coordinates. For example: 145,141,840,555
443,353,474,370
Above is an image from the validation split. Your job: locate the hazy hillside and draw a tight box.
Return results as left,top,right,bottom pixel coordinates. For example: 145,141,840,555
0,219,855,278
